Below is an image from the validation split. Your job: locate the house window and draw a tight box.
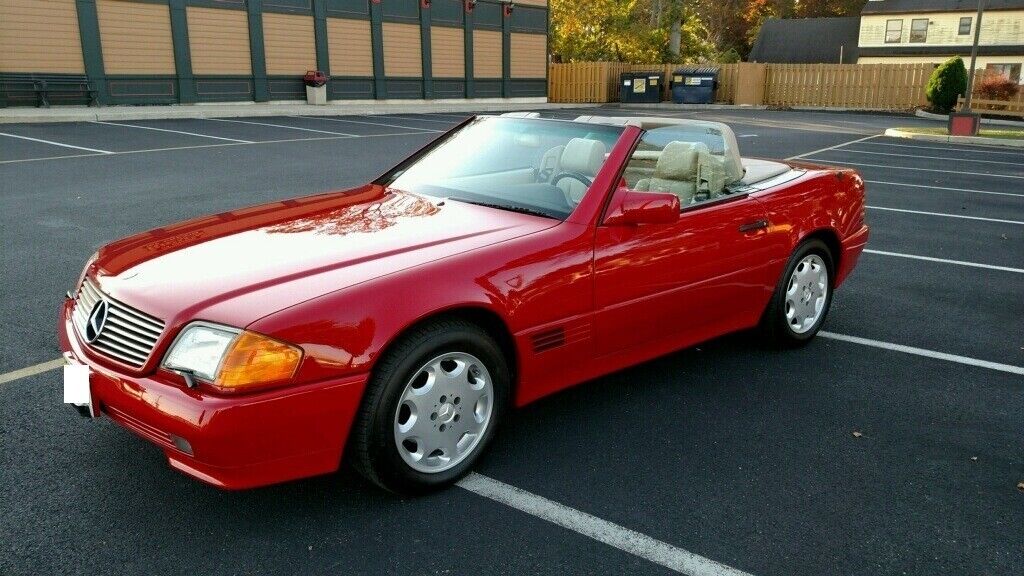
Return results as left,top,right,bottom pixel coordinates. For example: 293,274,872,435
910,19,929,43
885,19,903,43
958,17,972,35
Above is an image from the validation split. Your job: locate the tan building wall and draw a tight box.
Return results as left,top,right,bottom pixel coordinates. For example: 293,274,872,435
511,33,546,78
859,10,1024,47
0,0,85,73
473,30,503,78
327,18,373,77
96,0,175,74
431,27,464,78
382,22,422,77
187,7,251,75
262,13,316,76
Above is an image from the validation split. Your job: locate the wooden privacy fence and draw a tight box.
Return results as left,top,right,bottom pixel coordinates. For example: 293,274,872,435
957,95,1024,117
548,62,738,104
549,62,935,110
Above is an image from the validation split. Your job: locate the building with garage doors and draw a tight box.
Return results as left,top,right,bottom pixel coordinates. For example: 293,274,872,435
0,0,549,106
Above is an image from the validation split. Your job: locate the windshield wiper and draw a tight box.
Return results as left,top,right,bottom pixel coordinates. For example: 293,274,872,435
447,197,556,219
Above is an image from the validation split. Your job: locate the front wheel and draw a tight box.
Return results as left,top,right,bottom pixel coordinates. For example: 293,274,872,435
349,319,509,494
760,239,834,346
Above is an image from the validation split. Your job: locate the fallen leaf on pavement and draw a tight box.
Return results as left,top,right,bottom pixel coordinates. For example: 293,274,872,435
852,431,864,438
970,456,978,462
1018,482,1024,492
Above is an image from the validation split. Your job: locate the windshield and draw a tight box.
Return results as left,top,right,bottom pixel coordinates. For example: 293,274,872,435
380,117,625,220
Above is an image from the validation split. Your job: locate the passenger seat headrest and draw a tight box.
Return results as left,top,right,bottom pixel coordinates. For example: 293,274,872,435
560,138,606,175
655,141,708,180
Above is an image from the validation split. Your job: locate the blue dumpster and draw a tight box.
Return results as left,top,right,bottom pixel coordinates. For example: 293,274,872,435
671,67,718,104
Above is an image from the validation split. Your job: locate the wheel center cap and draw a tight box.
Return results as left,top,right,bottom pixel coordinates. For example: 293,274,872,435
437,402,455,423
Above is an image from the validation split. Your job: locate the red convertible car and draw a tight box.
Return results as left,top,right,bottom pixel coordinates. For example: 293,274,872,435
60,114,868,493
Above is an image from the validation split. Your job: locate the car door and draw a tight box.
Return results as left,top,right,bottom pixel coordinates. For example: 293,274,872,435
592,193,773,359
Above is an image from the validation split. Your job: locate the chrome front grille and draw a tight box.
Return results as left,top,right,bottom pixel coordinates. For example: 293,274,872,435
71,278,165,368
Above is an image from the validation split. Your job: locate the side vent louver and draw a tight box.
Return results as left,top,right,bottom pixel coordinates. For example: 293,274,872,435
531,327,566,353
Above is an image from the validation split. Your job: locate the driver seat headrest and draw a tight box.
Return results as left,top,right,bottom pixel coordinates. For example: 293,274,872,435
560,138,606,175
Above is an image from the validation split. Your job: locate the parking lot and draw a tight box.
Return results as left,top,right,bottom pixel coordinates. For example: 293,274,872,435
1,108,1021,576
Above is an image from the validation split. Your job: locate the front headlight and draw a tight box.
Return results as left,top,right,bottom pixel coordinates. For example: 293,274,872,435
163,323,303,390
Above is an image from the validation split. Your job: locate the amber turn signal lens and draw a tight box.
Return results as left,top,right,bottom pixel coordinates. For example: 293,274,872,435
214,331,302,389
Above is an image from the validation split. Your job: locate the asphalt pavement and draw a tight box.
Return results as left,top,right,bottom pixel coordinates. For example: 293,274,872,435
1,107,1021,576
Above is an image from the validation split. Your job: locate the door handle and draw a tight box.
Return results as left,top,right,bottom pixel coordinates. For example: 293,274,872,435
739,219,769,233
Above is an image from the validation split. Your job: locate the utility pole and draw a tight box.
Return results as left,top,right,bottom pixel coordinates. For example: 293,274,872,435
963,0,985,111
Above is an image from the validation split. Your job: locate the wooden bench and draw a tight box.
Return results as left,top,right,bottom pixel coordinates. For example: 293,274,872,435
0,74,98,108
958,95,1024,118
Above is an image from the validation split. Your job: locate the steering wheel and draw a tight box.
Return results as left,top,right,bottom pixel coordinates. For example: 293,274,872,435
550,172,593,205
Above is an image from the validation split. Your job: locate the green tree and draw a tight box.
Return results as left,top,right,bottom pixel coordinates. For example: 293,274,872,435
925,56,968,113
550,0,714,63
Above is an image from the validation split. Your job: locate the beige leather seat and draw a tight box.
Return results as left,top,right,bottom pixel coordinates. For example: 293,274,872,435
537,145,564,182
556,138,606,204
635,141,727,204
635,141,700,204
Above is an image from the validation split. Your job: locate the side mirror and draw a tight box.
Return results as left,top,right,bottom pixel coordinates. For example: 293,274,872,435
603,189,680,226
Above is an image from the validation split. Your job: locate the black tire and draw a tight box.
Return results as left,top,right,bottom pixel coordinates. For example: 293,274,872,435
760,239,835,347
349,318,510,495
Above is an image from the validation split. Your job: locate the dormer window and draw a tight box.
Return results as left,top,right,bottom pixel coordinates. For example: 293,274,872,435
959,17,972,35
885,19,903,43
910,19,929,43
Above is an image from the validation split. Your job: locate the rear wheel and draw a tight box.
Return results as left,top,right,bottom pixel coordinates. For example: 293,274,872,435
761,239,834,346
350,319,509,494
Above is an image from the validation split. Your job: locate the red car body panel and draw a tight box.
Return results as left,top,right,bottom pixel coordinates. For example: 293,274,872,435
59,122,868,489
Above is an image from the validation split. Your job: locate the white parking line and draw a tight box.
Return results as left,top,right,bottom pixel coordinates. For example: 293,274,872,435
864,249,1024,273
824,148,1022,166
865,180,1024,198
785,135,879,160
819,332,1024,375
0,359,64,385
457,473,754,576
867,205,1024,225
0,131,113,154
804,159,1024,179
93,120,253,143
855,141,1024,156
386,114,462,125
0,131,439,165
287,115,442,132
204,117,359,136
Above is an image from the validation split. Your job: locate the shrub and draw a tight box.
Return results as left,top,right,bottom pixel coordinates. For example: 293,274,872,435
718,48,741,64
977,70,1021,102
925,56,968,113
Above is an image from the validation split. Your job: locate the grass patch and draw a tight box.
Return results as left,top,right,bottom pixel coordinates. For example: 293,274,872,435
896,126,1024,140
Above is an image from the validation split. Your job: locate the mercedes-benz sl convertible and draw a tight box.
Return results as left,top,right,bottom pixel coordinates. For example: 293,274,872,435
60,114,868,493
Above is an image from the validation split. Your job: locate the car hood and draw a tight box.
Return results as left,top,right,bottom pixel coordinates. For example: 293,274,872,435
88,185,556,328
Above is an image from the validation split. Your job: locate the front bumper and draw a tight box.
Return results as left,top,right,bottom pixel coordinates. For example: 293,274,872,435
59,298,368,489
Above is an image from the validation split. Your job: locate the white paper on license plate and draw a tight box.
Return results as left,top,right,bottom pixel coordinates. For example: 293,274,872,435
63,363,91,405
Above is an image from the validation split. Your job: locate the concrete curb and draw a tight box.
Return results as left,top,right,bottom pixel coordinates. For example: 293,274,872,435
883,128,1024,148
617,103,769,111
0,99,595,124
914,108,1024,127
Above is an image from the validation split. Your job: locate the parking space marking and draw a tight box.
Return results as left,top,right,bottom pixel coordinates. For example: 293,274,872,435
785,135,879,160
867,205,1024,225
93,121,253,143
804,159,1024,179
818,147,1023,166
386,114,463,125
287,115,442,132
0,131,445,165
0,359,64,385
864,180,1024,198
457,473,754,576
820,332,1024,375
0,131,113,154
855,141,1024,156
204,118,359,136
864,249,1024,274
